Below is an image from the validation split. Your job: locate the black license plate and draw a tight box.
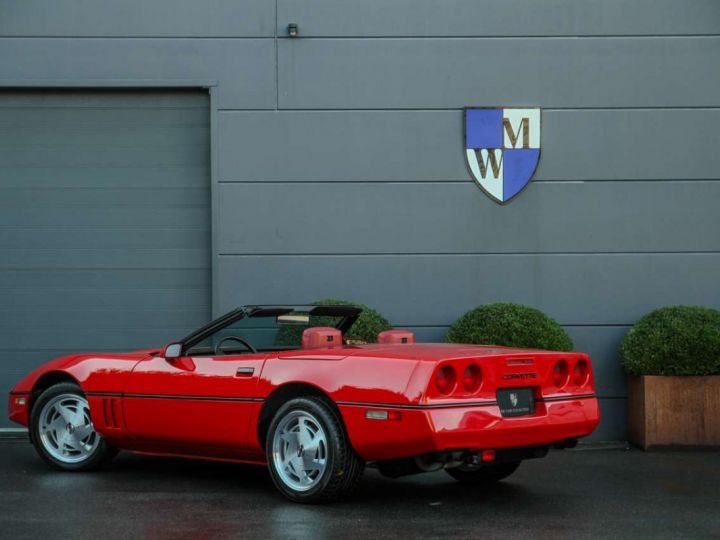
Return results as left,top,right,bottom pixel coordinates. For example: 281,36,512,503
497,387,535,417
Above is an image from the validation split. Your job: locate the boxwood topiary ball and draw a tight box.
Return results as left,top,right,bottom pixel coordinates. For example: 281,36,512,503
620,305,720,376
446,303,573,352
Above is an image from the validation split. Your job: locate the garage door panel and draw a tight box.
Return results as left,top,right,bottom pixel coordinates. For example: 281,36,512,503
0,167,209,188
0,89,210,428
0,125,209,147
0,188,209,207
0,144,208,167
0,287,209,309
0,228,208,250
0,89,213,109
0,309,209,331
0,329,195,351
0,248,209,269
0,108,209,127
0,207,209,227
0,269,209,289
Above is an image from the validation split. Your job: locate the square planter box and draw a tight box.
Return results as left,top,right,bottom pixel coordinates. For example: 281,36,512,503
627,375,720,449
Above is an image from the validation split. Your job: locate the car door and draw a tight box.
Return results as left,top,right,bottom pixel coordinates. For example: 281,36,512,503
122,350,266,457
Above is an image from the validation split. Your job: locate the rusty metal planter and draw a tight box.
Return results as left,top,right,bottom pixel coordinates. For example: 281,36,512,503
627,375,720,449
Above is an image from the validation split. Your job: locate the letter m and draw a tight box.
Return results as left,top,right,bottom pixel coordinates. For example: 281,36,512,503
503,117,530,149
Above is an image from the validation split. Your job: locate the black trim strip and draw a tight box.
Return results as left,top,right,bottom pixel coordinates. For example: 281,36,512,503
337,393,597,410
538,393,596,402
8,391,29,396
337,400,498,410
86,391,264,403
83,392,596,407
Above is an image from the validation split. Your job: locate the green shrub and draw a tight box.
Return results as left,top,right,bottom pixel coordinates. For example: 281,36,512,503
275,298,393,345
620,305,720,376
446,303,573,351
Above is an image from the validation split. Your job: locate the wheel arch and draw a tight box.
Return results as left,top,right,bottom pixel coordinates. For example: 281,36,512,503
257,382,344,451
30,371,81,409
25,371,82,442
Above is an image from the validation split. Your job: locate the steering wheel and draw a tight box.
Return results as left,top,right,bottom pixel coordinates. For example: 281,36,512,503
214,336,257,355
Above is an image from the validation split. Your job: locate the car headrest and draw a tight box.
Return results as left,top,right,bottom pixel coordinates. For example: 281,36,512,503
377,330,415,344
302,327,342,349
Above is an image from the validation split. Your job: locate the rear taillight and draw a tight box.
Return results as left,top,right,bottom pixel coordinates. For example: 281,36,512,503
552,360,569,388
462,364,482,393
436,366,457,395
573,359,589,386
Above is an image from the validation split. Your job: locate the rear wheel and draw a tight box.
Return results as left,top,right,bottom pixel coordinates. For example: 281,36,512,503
30,382,117,471
266,396,364,503
446,461,521,484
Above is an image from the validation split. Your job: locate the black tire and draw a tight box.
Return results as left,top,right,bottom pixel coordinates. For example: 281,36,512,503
446,461,521,484
265,396,364,503
30,382,118,471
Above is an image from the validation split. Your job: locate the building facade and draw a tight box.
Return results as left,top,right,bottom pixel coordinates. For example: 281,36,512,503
2,1,719,438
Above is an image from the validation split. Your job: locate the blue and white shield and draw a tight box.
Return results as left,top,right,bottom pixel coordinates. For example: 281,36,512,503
464,107,541,204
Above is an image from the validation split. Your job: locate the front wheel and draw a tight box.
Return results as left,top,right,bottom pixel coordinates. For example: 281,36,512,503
30,382,118,471
446,461,521,484
266,396,364,503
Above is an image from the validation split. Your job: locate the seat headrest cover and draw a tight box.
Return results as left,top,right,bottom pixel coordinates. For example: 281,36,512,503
302,327,342,349
377,329,415,344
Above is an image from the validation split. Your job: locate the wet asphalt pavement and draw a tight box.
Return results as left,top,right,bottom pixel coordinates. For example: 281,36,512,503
0,439,718,540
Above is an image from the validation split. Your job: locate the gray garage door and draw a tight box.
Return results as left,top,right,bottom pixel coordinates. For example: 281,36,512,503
0,89,210,427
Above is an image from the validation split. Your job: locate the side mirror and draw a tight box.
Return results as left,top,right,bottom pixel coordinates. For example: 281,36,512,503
163,343,183,359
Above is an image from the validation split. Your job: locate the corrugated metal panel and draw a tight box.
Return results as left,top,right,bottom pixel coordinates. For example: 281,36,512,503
0,39,275,109
216,254,720,328
278,37,720,109
217,182,720,254
218,110,720,181
0,0,274,37
277,0,720,37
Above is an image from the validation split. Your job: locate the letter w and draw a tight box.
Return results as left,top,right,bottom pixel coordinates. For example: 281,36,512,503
473,149,503,178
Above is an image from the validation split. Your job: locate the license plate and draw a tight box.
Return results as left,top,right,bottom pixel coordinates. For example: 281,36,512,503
497,387,535,417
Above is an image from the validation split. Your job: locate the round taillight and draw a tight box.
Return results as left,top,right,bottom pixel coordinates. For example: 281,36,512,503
436,366,457,395
462,364,482,393
573,359,589,386
552,360,569,388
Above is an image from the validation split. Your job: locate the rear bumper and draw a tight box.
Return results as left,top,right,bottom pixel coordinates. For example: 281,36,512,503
339,396,600,461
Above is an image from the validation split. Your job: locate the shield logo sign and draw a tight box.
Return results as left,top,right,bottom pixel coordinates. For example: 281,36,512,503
464,107,541,204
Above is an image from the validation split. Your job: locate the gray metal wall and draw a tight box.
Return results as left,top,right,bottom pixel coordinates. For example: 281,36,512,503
3,0,720,439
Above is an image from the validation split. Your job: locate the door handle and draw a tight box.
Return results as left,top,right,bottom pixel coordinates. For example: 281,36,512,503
236,367,255,377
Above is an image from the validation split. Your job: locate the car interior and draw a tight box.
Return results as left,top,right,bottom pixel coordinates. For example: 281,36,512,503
181,305,361,356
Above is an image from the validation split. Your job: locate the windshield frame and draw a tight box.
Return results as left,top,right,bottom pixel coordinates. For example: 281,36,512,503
178,304,362,354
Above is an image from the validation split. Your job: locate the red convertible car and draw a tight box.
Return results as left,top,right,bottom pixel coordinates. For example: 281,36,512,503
8,305,600,502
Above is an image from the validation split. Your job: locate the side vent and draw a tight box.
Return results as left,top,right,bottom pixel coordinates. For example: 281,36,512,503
101,398,120,429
